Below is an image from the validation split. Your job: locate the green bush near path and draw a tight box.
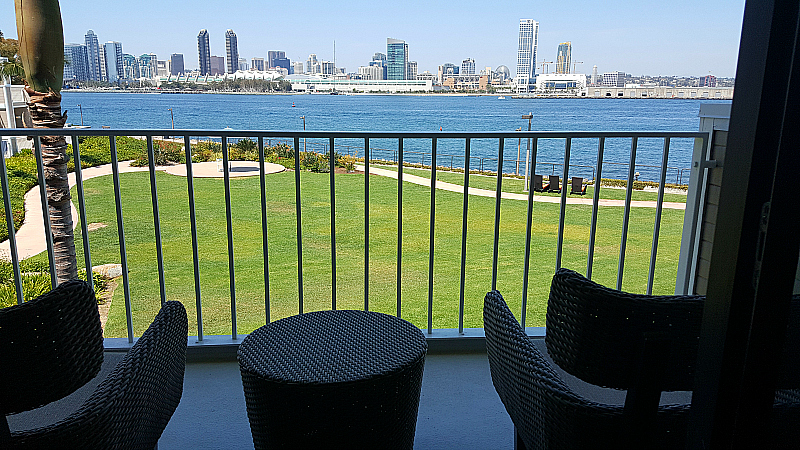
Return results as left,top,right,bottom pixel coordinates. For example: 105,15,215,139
50,169,685,339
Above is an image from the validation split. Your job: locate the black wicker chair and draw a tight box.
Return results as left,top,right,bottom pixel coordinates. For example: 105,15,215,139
484,268,800,449
2,282,188,450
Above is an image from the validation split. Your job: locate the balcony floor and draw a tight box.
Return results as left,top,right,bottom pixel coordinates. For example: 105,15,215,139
160,351,513,449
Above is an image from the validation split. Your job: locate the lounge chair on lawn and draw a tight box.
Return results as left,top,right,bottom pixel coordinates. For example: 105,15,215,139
570,177,587,195
532,174,549,192
548,175,561,193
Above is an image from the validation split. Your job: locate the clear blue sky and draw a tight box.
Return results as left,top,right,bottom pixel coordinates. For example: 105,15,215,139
1,0,745,77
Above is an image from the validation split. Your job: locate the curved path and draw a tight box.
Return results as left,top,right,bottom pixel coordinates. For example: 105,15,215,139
357,165,687,210
0,161,284,261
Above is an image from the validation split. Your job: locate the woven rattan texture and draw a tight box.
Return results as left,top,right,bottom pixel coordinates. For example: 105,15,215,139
238,310,427,449
9,301,188,450
485,290,690,450
0,280,103,415
546,268,705,391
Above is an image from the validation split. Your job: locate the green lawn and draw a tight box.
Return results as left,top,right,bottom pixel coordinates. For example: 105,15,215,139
372,164,689,203
57,168,685,338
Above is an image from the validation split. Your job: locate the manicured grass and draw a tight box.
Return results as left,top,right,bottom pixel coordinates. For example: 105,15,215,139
372,164,689,203
56,168,685,338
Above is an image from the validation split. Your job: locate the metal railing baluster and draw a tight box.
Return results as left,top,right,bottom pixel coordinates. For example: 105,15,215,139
521,137,539,328
33,137,56,288
258,136,271,322
0,134,23,304
221,136,237,339
109,136,134,343
183,135,203,340
146,136,166,306
397,138,403,317
329,136,337,310
647,138,671,295
587,137,606,280
459,138,471,334
71,136,93,291
491,138,505,291
617,137,639,290
427,138,437,334
555,138,572,270
364,138,370,311
293,136,304,313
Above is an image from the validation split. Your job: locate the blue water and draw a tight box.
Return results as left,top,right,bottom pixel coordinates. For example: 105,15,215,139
61,92,730,182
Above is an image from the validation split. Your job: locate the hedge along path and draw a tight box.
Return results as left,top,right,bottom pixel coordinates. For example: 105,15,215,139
356,165,687,211
0,160,284,261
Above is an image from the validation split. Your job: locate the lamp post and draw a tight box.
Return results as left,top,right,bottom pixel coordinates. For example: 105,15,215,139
78,103,83,126
522,113,533,191
515,127,522,175
168,108,174,129
300,115,306,153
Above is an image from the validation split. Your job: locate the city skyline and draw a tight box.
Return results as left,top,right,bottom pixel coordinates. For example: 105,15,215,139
0,0,744,77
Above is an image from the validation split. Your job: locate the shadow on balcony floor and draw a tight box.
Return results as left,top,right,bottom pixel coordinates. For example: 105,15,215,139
160,352,513,449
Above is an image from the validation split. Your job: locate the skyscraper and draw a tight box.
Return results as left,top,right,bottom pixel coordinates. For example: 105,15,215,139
198,30,211,75
387,38,408,80
273,57,291,71
122,53,139,79
210,56,225,75
515,19,539,93
291,61,304,75
225,29,239,73
63,43,89,81
406,61,418,80
461,58,476,75
138,53,158,79
268,51,286,68
556,42,571,74
103,41,123,83
170,53,185,75
238,58,249,71
251,57,265,71
84,30,102,81
307,54,318,74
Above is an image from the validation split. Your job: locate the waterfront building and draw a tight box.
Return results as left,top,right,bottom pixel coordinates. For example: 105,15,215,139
441,74,489,92
602,71,626,87
495,65,511,81
556,42,571,74
251,57,265,71
416,71,436,82
225,29,239,73
84,30,102,81
267,51,285,68
358,65,383,80
369,57,387,80
387,38,408,80
170,53,185,76
63,43,89,81
156,60,168,77
138,53,157,79
321,61,335,75
238,58,249,71
515,19,539,93
591,65,599,85
291,61,304,75
285,74,432,92
273,57,291,72
535,72,585,91
122,53,139,79
406,61,418,81
442,63,459,76
103,41,124,83
210,56,225,75
702,75,717,87
461,58,476,75
198,30,211,76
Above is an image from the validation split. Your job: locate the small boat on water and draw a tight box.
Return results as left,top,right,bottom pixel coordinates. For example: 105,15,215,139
292,102,295,107
498,96,506,100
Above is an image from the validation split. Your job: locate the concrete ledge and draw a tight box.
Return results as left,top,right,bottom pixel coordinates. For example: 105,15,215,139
104,326,547,363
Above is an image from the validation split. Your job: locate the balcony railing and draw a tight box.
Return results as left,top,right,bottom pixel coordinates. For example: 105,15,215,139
0,128,710,346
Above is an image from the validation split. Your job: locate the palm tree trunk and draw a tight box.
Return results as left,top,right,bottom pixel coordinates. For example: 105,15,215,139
27,87,76,283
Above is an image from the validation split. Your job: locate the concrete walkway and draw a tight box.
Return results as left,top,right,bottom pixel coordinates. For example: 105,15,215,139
356,165,687,210
0,160,285,261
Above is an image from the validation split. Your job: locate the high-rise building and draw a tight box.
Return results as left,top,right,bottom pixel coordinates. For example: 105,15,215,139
387,38,408,80
442,63,459,75
157,60,168,77
602,71,626,87
591,65,598,85
103,41,124,82
461,58,475,75
515,19,539,93
321,61,335,75
198,30,211,75
268,51,286,68
556,42,571,74
702,75,717,87
238,58,249,71
138,53,157,78
291,61,304,75
407,61,418,80
210,56,225,75
358,65,383,80
251,57,265,71
273,57,291,71
84,30,102,81
122,53,139,79
225,29,239,73
307,54,319,74
170,53,185,75
63,43,89,81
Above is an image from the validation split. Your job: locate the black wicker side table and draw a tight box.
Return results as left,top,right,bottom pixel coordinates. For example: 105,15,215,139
238,310,427,450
